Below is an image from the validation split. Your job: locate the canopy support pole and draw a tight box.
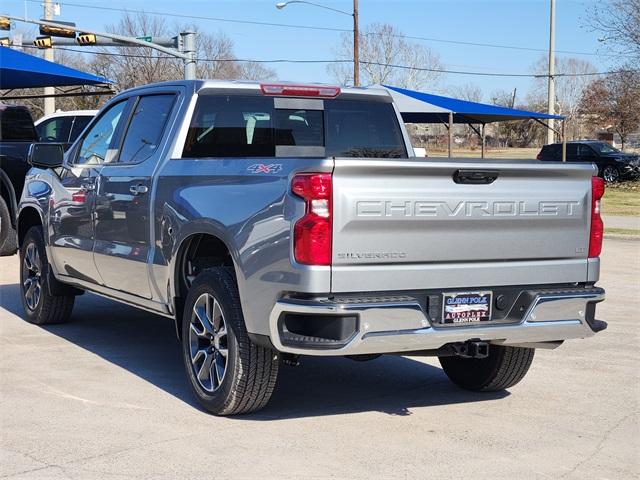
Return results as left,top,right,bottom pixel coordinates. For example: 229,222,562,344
448,112,453,158
561,119,566,163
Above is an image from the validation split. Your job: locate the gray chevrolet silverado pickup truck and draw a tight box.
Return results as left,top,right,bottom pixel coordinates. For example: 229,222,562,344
17,80,607,415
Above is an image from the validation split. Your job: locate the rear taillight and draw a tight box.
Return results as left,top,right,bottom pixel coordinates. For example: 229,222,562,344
71,191,87,203
536,153,542,160
589,176,605,258
260,83,340,98
291,173,332,265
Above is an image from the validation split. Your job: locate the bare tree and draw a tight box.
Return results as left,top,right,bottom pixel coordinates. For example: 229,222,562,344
490,91,546,147
585,0,640,63
95,13,182,90
447,83,483,102
237,62,277,82
4,13,277,121
328,23,442,89
579,70,640,149
95,13,276,91
530,56,598,139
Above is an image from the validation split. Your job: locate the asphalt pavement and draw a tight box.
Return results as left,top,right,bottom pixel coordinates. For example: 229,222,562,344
1,239,638,479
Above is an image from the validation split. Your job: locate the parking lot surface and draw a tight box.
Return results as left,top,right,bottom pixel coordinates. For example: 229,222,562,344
1,239,638,480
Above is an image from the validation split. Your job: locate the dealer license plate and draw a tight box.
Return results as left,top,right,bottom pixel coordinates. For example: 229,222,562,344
441,291,493,324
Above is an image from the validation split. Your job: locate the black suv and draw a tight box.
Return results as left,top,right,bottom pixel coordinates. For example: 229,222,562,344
537,141,640,182
0,104,38,255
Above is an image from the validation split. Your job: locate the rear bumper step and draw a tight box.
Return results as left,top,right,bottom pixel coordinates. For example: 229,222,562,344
268,287,605,356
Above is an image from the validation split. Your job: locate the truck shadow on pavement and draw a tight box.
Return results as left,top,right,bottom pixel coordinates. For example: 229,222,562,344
0,283,508,419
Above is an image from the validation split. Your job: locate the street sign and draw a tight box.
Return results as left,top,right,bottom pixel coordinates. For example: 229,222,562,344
136,36,152,42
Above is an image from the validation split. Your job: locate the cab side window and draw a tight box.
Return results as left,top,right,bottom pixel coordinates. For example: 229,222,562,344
578,144,596,158
75,101,127,165
36,117,73,143
118,94,175,164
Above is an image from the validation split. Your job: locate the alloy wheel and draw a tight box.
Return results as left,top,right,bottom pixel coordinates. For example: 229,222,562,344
22,243,42,311
188,293,229,393
603,166,619,183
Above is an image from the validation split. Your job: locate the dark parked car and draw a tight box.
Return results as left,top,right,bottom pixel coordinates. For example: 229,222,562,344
0,104,39,255
537,141,640,182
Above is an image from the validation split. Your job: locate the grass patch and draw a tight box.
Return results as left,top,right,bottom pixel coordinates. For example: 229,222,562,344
601,183,640,217
605,227,640,237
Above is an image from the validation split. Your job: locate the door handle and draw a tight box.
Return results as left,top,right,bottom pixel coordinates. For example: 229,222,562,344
453,169,499,185
129,184,149,195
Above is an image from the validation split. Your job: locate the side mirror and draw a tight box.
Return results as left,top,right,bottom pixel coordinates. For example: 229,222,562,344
27,143,64,168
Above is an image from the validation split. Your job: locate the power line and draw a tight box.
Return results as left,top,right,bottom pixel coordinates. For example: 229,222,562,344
21,0,621,58
18,44,639,78
23,0,347,32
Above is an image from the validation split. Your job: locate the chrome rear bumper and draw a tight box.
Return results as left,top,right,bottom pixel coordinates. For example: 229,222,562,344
268,288,606,356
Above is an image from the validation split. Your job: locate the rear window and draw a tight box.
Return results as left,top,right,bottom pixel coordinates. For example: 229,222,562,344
182,95,406,158
0,107,37,142
35,116,73,143
540,144,561,160
325,100,406,158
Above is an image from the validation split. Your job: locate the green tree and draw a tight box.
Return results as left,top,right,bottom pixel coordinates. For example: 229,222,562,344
579,70,640,149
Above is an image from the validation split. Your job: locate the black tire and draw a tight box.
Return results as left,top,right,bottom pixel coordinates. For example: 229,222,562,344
0,196,17,256
602,165,620,183
181,268,279,415
439,345,534,392
19,226,75,325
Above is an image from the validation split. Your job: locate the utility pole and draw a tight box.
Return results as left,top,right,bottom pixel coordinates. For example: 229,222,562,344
547,0,556,144
353,0,359,87
275,1,359,86
43,0,55,115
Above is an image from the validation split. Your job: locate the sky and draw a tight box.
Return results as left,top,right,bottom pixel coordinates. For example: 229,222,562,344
2,0,616,102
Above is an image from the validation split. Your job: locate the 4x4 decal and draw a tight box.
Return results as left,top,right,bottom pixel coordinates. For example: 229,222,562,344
247,163,282,174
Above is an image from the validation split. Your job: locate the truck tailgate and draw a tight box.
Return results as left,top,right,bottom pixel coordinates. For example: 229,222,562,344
331,158,597,292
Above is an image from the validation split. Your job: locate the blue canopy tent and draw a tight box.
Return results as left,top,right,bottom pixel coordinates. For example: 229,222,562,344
0,46,111,96
382,84,566,159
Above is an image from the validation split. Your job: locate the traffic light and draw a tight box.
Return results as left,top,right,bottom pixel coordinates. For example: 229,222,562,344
39,19,76,38
0,37,9,46
34,36,52,49
0,16,10,31
76,33,96,45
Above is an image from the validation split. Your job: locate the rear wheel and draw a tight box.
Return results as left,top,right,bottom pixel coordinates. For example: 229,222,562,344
181,268,279,415
439,345,534,391
602,165,620,183
0,196,17,256
20,226,75,324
